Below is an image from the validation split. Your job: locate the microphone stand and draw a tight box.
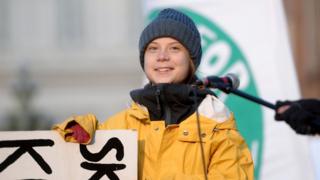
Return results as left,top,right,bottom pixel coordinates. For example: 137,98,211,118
215,84,276,110
214,84,320,127
228,89,276,110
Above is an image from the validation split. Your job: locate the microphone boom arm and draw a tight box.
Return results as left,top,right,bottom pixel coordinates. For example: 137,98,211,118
216,85,276,110
217,86,320,127
211,82,320,128
228,88,276,110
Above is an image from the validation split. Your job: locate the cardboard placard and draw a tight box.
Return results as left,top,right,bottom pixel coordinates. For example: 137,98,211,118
0,130,137,180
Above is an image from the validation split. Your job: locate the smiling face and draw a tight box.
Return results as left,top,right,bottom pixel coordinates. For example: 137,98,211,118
144,37,193,84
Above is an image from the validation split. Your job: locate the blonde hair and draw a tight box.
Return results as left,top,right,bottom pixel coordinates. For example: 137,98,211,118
184,57,197,84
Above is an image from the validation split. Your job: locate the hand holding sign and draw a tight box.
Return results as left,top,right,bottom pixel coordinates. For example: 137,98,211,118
66,122,90,144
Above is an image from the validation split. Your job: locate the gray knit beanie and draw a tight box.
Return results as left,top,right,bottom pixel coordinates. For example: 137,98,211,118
139,8,202,70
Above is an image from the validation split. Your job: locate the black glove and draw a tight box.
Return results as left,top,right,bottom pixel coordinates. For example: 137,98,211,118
294,99,320,115
274,100,292,120
275,100,319,135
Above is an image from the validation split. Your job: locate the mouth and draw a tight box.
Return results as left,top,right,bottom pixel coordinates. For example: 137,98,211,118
155,67,174,72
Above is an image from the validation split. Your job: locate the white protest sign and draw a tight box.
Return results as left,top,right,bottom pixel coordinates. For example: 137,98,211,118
0,130,137,180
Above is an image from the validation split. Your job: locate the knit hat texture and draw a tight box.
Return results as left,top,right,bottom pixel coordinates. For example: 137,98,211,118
139,8,202,70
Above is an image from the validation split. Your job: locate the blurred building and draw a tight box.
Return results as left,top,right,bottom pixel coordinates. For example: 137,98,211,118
0,0,144,129
0,0,319,129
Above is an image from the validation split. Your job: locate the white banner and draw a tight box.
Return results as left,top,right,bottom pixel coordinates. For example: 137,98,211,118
142,0,315,179
0,130,137,180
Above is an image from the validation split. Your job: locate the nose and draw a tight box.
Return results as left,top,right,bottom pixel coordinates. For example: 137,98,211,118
157,49,169,61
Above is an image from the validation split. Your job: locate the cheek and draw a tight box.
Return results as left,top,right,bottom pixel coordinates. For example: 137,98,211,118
143,55,153,71
178,56,193,80
143,59,153,78
180,64,191,78
177,57,191,72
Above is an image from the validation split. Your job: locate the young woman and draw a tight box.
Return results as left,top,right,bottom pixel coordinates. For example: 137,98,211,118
53,8,254,179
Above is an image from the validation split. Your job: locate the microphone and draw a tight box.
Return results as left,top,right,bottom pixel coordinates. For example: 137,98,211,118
195,73,240,90
196,73,279,110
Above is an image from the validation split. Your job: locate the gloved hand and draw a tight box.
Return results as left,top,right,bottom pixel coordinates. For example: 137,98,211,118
274,100,292,120
66,121,90,144
275,100,318,135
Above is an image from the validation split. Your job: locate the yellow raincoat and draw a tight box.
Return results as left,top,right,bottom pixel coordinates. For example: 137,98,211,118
53,95,254,180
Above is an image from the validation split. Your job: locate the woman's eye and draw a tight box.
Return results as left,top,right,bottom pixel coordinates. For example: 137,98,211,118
170,46,180,51
147,46,158,52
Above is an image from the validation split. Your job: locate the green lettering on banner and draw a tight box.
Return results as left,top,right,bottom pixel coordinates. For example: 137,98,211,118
148,8,263,179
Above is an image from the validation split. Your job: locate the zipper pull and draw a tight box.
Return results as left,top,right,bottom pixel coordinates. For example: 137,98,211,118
155,87,161,113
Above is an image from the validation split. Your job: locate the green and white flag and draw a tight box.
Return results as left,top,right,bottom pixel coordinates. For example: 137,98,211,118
142,0,315,179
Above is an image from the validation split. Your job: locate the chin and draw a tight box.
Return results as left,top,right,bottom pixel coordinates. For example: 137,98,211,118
155,81,172,84
153,79,173,84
